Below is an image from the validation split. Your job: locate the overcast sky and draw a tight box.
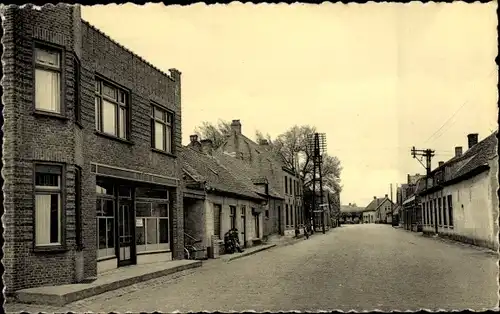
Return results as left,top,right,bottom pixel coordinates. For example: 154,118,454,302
82,2,498,207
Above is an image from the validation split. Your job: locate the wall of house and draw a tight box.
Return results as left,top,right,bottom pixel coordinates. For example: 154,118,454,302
1,5,183,293
184,198,206,247
204,194,264,249
264,198,283,237
363,211,375,223
421,162,498,250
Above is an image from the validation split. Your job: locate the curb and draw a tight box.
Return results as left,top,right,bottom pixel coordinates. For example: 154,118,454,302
15,260,202,306
225,244,277,262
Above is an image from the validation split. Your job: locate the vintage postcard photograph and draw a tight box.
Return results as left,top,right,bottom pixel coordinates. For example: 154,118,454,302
0,1,498,312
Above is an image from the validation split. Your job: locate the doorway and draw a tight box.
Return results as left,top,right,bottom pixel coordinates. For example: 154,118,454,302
117,197,135,267
240,206,247,247
277,205,282,235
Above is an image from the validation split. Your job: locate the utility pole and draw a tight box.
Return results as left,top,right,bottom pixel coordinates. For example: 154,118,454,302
411,147,436,234
308,133,327,234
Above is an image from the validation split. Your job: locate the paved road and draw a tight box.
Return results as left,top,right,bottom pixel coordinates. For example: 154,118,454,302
6,224,498,312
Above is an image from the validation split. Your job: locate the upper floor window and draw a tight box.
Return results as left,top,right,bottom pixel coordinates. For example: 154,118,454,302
151,104,173,153
34,47,62,114
284,176,288,194
95,78,129,140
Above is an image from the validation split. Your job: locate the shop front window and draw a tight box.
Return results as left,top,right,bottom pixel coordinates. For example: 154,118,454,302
135,195,170,252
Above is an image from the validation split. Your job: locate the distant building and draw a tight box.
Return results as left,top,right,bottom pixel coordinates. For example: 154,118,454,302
418,132,498,250
340,203,364,224
362,195,394,224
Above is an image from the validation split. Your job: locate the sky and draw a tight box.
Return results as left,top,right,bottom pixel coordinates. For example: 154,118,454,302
81,2,498,207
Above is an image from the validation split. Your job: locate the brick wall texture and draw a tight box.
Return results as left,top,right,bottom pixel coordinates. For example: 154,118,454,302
1,4,184,294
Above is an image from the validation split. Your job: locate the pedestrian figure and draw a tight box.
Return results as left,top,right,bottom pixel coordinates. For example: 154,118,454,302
230,227,244,253
304,224,310,239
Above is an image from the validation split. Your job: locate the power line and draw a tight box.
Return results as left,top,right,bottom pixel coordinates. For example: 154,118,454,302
424,100,469,144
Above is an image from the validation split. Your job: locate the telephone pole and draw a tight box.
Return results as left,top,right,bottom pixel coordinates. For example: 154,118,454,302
411,147,436,233
308,133,327,234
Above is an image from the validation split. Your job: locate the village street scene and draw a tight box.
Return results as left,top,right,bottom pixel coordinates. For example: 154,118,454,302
1,2,498,313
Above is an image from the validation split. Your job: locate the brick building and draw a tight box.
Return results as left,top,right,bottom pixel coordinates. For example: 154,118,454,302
1,4,184,294
219,120,304,237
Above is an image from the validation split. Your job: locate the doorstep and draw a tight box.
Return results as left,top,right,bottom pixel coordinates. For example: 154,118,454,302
14,259,202,306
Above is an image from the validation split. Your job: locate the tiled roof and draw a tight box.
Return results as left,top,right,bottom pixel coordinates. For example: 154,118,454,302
214,151,283,199
340,205,365,213
180,147,264,201
364,197,391,212
419,131,497,193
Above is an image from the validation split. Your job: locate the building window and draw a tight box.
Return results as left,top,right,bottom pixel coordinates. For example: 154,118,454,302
96,180,115,259
240,206,246,236
429,200,434,225
75,166,83,250
95,78,129,139
34,46,62,114
426,202,431,226
230,206,236,229
135,199,170,252
285,204,289,226
438,198,442,226
74,56,81,125
285,176,288,194
443,197,448,226
34,165,63,247
253,211,260,238
447,195,453,227
265,209,269,218
433,199,437,225
289,178,292,195
151,104,173,153
422,203,426,225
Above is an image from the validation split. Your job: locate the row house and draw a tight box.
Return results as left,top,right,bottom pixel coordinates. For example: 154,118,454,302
1,4,184,295
219,120,305,237
417,132,498,250
182,136,282,258
400,174,425,231
362,195,394,224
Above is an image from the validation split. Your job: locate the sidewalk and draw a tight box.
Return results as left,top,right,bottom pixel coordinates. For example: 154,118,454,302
12,259,201,306
221,243,277,262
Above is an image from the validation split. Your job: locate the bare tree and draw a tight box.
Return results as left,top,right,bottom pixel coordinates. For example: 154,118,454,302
194,119,233,149
271,125,343,193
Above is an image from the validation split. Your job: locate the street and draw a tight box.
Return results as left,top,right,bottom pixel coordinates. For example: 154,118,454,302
6,224,498,312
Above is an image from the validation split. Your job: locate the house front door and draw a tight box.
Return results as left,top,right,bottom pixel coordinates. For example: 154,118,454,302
117,198,135,267
240,207,246,247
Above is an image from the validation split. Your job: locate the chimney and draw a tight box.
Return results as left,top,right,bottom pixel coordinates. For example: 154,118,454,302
231,119,242,134
259,139,269,146
438,161,444,167
467,133,478,149
373,196,376,200
455,146,463,157
200,139,213,156
385,194,388,198
349,203,352,206
189,134,198,144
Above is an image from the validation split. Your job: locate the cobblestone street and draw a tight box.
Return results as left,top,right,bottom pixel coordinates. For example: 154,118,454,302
6,225,498,312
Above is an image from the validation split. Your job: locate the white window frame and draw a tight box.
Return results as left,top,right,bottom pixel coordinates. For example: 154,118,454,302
151,104,173,154
96,197,116,259
34,166,63,247
135,199,170,253
34,46,62,114
95,78,128,139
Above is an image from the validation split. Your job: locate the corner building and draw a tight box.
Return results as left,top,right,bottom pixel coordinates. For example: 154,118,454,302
1,4,184,294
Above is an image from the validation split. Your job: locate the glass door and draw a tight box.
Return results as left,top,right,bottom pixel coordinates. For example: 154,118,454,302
117,188,136,267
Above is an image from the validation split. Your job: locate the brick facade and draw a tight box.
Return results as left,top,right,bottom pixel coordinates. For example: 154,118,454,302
1,4,183,294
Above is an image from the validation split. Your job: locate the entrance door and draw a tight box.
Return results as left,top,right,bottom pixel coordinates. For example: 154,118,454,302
277,205,282,235
214,204,222,239
117,199,135,267
240,207,246,247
